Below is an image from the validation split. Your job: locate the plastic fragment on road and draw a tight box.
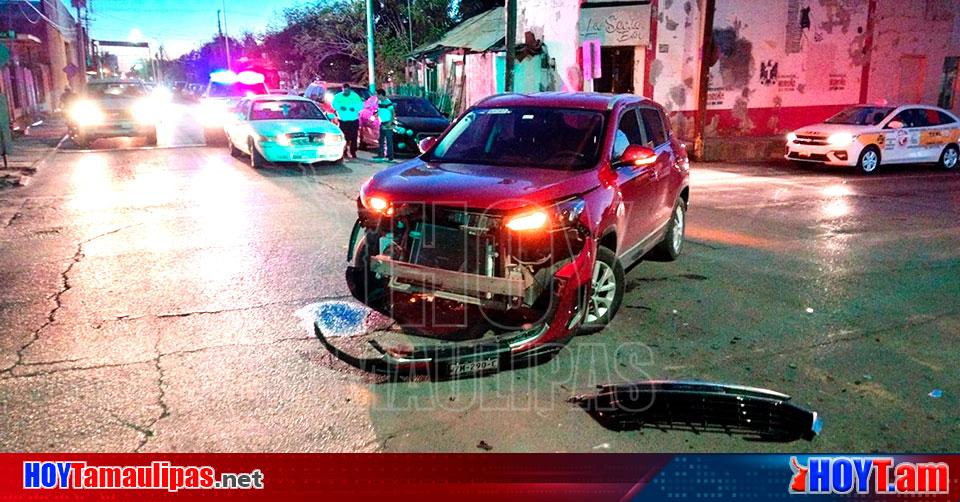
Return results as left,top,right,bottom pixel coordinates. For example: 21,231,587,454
805,307,814,313
928,389,943,398
570,380,822,442
592,443,611,450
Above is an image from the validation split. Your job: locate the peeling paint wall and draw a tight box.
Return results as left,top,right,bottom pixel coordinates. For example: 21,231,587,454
866,0,960,108
656,0,870,137
518,0,582,92
464,53,500,107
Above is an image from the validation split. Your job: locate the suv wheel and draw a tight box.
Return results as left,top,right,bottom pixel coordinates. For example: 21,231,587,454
578,246,624,333
649,199,686,261
144,128,158,146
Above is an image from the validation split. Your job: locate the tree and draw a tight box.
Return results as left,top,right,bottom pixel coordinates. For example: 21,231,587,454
456,0,501,20
262,0,456,87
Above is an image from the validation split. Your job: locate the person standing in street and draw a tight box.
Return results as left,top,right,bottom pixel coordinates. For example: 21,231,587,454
332,84,364,159
374,89,395,162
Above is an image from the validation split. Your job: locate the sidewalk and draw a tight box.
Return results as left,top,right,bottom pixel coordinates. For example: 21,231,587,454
0,116,67,188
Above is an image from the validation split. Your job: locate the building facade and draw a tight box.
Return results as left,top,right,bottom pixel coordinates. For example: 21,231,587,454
0,0,83,126
424,0,960,143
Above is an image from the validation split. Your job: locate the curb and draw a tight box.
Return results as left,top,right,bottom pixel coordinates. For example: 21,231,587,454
1,134,68,188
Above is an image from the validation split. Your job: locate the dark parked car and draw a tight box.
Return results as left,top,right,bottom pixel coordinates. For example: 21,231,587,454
359,96,450,155
327,92,690,378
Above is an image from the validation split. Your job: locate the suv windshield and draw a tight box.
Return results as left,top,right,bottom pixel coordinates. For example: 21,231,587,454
86,82,147,99
825,106,894,125
249,100,326,120
425,107,605,170
395,98,443,118
207,82,268,98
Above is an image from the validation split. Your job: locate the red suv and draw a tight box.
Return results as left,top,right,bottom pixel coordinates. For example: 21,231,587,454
322,93,690,378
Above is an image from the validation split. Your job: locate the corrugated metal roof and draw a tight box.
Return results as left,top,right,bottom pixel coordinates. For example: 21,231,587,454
411,7,505,57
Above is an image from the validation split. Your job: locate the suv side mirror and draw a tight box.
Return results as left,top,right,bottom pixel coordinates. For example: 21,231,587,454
418,136,438,154
886,120,904,129
618,145,658,168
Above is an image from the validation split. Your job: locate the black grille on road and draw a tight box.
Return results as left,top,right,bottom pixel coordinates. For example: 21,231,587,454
571,380,822,442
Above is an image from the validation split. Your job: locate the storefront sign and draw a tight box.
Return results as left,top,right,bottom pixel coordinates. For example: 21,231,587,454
579,5,650,46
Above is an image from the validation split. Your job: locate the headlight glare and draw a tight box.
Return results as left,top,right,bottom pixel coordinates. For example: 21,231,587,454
505,210,549,232
827,132,855,147
69,101,104,126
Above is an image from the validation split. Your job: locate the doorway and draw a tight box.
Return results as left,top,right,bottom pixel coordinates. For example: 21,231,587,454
594,46,635,94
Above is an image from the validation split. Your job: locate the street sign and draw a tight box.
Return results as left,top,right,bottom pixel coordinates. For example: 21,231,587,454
63,63,80,79
0,45,9,67
0,30,15,39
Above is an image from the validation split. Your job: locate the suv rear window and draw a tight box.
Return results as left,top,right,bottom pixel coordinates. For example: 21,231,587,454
426,107,605,170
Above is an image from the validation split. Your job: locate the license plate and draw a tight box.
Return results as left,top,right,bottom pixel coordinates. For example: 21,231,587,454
448,354,500,377
798,151,810,157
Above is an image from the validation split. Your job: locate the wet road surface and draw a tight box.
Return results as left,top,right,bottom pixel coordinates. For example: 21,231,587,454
1,107,957,451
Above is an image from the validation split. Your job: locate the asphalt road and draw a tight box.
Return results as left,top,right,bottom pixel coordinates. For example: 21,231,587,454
1,105,957,452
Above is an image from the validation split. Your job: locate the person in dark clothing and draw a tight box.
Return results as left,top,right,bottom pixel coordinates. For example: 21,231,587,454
332,83,364,159
60,87,74,112
374,89,395,161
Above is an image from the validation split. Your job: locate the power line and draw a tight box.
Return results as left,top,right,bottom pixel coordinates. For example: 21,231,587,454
10,0,76,33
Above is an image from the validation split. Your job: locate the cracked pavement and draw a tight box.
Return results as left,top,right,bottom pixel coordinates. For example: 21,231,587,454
1,106,958,452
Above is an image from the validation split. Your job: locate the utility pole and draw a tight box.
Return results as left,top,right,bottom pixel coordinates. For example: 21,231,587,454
365,0,375,93
504,0,517,92
75,3,86,89
221,0,232,70
692,0,715,161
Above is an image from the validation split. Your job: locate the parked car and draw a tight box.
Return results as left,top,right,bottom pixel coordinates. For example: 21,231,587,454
224,95,347,168
330,92,690,378
303,81,372,105
359,96,451,154
66,79,161,148
199,70,269,144
785,104,960,174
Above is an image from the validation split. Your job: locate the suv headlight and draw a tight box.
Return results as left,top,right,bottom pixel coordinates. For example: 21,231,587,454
274,134,291,146
504,198,587,233
69,100,104,126
132,99,161,124
322,133,342,143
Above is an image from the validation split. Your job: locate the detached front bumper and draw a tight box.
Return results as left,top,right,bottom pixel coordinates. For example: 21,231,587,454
324,236,597,379
260,141,346,163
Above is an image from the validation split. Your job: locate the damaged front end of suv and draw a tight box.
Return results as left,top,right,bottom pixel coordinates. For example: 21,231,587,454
322,187,598,379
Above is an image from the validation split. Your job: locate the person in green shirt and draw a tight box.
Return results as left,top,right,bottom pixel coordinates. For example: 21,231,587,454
374,89,395,161
332,84,365,159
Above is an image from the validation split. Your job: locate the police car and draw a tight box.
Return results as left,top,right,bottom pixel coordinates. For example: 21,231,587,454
785,104,960,174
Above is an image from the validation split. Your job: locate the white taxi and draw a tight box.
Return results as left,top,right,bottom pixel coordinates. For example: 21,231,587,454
785,105,960,174
224,95,347,168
